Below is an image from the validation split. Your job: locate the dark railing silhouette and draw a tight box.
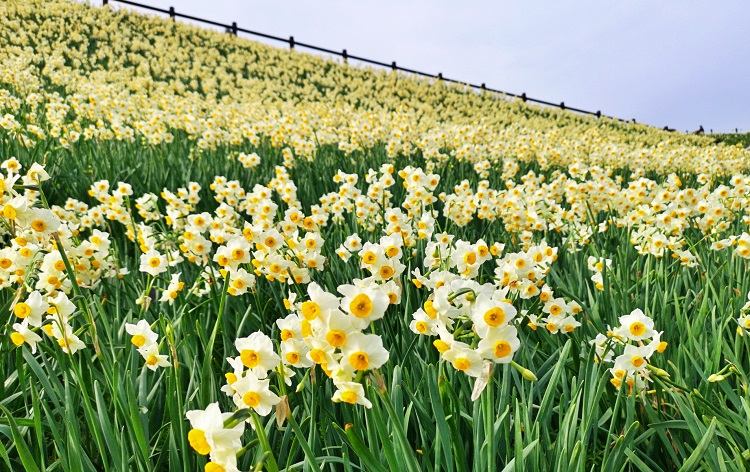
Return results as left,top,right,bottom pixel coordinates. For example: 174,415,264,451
102,0,643,125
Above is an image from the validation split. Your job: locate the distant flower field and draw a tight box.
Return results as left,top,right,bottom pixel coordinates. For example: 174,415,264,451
1,1,749,471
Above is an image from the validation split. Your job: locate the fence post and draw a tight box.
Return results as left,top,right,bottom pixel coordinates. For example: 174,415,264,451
595,110,601,118
342,49,348,63
391,61,397,71
521,93,527,102
289,36,295,49
169,7,175,20
232,22,237,36
103,0,108,5
481,83,486,90
560,102,565,110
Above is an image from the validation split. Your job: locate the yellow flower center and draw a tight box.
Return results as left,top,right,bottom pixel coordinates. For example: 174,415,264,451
494,341,512,359
285,352,300,364
362,251,377,265
454,357,471,371
281,329,295,341
309,348,326,364
146,355,158,366
2,204,17,219
629,322,646,337
433,339,450,353
550,305,563,316
349,294,373,318
31,220,47,232
187,429,211,455
349,351,370,371
631,356,645,368
205,461,226,472
148,257,161,268
240,349,260,368
463,251,477,265
14,303,31,319
231,248,245,260
483,307,505,327
264,236,276,248
243,391,261,408
415,321,428,333
341,390,358,404
301,301,321,320
379,265,394,279
326,330,347,347
225,372,237,385
10,332,25,346
131,334,146,347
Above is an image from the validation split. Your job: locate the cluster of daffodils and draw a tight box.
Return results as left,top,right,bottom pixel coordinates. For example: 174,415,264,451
1,160,124,356
4,0,750,188
408,234,579,391
590,309,668,394
124,319,171,370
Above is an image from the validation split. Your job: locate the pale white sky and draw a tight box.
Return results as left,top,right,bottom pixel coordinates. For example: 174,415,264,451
98,0,749,133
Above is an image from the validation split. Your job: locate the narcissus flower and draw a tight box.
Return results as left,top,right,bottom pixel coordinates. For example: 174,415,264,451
10,319,43,353
185,403,244,459
230,371,281,416
332,381,372,408
13,290,49,327
616,308,655,341
139,249,168,276
442,341,484,377
137,343,171,371
338,284,389,329
235,331,281,376
125,319,158,349
470,294,516,338
340,332,389,373
477,325,520,364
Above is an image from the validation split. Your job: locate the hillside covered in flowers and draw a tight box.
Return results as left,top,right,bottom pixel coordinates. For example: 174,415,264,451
1,1,749,471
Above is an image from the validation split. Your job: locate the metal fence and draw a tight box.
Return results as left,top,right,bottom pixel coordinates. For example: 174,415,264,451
103,0,641,125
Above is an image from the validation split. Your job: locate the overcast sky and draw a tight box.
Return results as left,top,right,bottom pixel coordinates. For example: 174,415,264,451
100,0,749,133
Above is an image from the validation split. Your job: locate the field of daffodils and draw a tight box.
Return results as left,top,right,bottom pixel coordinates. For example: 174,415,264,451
1,1,749,470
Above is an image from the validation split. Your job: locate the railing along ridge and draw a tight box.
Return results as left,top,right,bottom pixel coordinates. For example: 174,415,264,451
103,0,651,127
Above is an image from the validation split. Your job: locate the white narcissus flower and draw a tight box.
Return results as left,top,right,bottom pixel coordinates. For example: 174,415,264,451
616,308,655,342
235,331,281,377
338,283,389,329
477,325,520,364
137,343,171,371
299,282,340,322
19,208,61,235
185,403,244,460
139,249,167,276
125,319,159,350
230,371,281,416
340,332,389,373
49,321,85,355
227,267,255,296
332,381,372,408
470,294,517,338
11,319,43,353
281,338,313,369
442,341,484,378
12,290,49,327
46,292,77,324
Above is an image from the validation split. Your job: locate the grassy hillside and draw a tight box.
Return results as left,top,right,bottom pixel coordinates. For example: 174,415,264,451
0,1,749,471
